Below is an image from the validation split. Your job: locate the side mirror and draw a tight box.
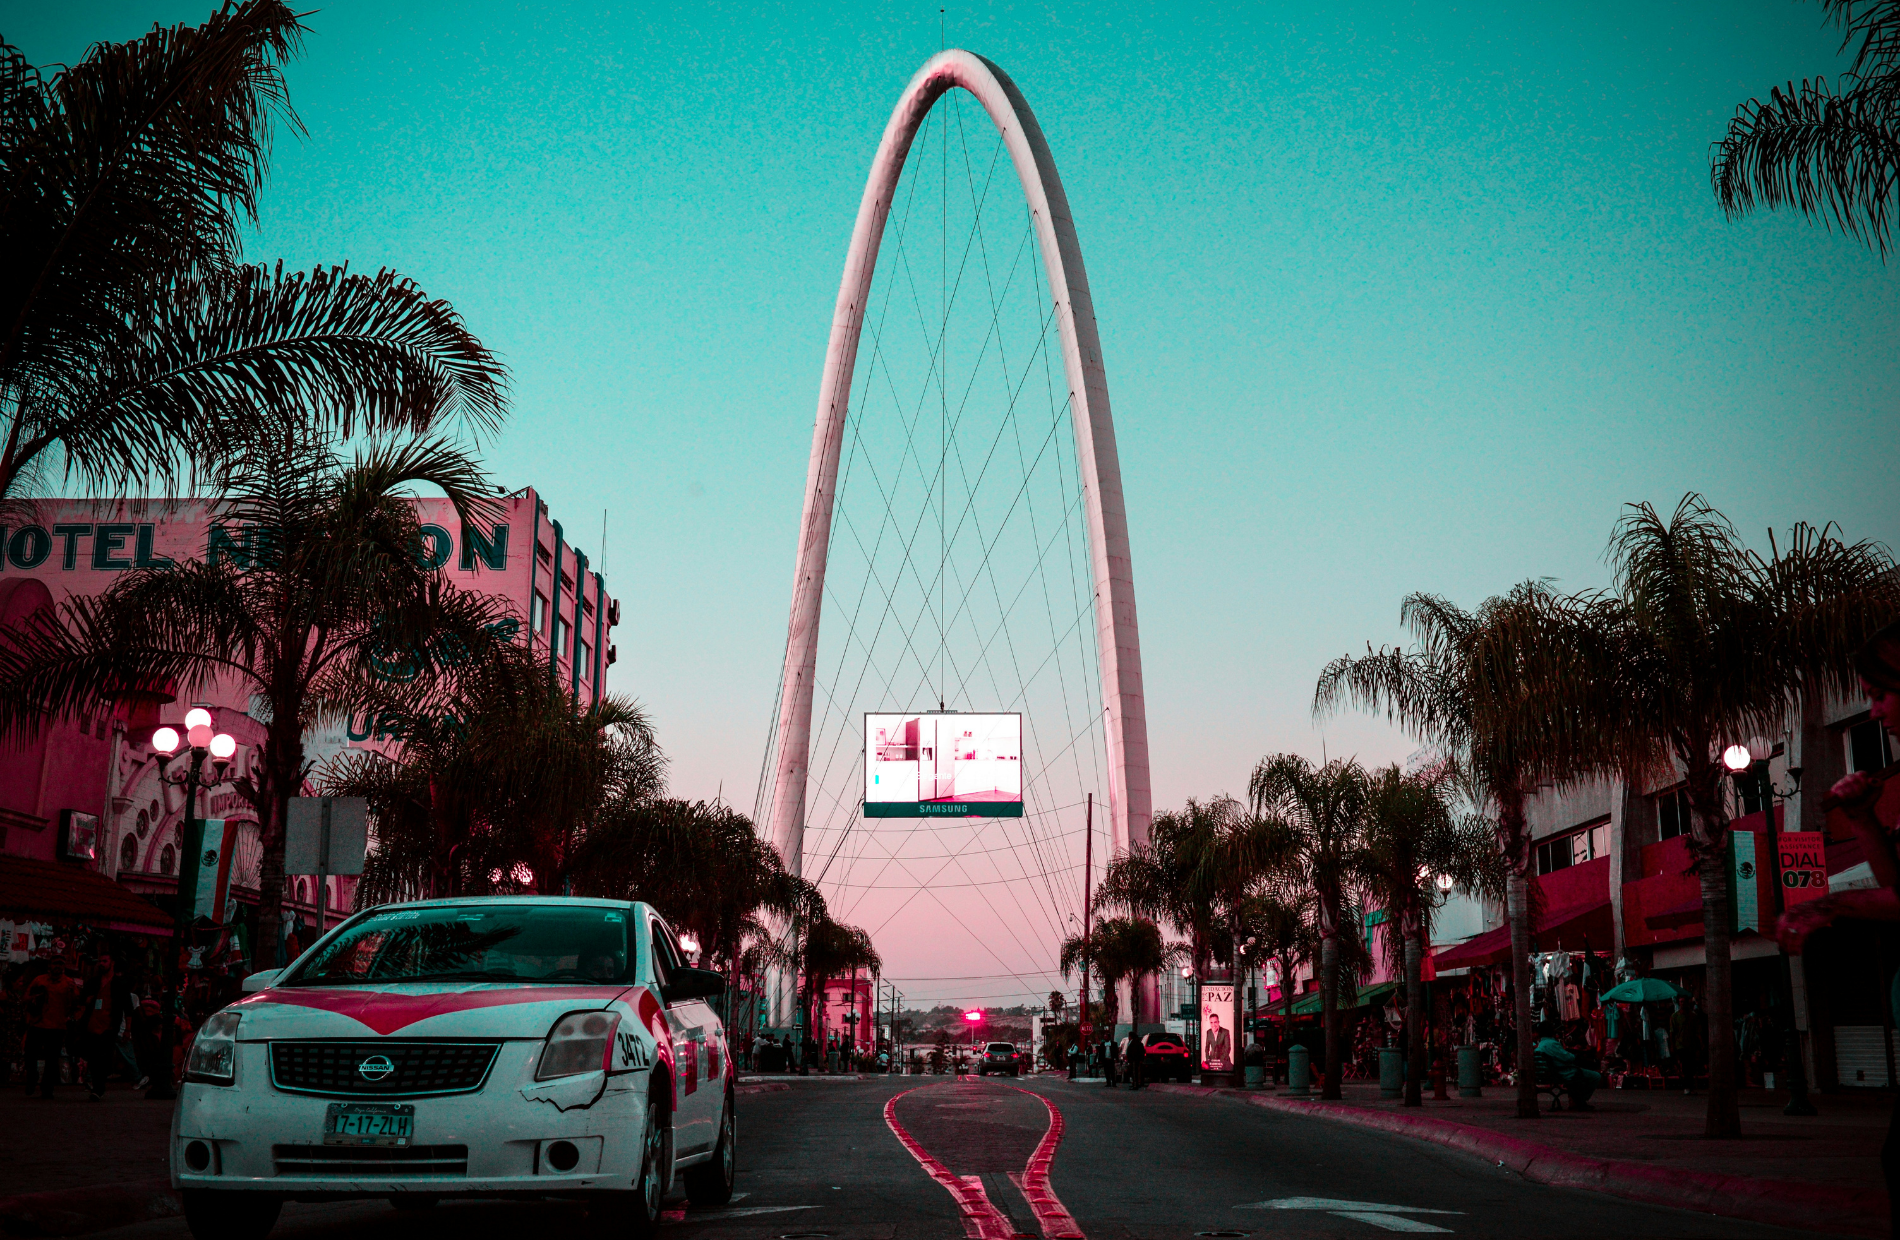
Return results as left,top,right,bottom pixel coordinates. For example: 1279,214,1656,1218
661,965,726,1005
242,968,283,994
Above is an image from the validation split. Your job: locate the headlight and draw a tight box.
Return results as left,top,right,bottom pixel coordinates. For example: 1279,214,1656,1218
185,1010,241,1085
536,1011,621,1080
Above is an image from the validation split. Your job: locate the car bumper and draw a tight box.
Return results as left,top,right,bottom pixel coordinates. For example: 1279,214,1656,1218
172,1043,652,1197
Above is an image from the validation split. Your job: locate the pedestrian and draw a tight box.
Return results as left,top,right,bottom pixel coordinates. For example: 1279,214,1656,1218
1775,619,1900,1237
1124,1032,1147,1089
23,956,81,1098
76,954,120,1099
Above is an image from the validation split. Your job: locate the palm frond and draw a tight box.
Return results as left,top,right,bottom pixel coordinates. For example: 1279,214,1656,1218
1712,74,1900,255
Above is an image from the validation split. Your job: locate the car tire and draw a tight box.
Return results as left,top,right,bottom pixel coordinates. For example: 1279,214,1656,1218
596,1098,667,1239
683,1093,736,1207
182,1190,281,1240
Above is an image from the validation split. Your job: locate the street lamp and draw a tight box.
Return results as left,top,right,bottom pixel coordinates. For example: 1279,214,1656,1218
1723,735,1815,1116
146,711,239,1102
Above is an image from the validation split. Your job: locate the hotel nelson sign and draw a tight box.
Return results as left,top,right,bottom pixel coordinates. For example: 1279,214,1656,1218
0,501,525,744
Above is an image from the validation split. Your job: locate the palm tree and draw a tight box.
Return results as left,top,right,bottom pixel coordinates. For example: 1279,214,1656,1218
0,424,508,961
1060,916,1169,1036
1560,496,1897,1136
1712,0,1900,255
1356,764,1502,1106
1315,584,1583,1119
1249,755,1371,1100
1096,796,1258,985
335,645,665,902
1,9,508,499
1234,887,1317,1032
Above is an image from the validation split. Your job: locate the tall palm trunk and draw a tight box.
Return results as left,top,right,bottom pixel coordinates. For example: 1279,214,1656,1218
1505,867,1538,1119
253,707,305,967
1496,788,1539,1120
1403,909,1425,1107
1688,756,1741,1137
1319,930,1341,1100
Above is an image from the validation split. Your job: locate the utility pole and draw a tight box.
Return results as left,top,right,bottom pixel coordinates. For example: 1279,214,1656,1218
1080,793,1094,1061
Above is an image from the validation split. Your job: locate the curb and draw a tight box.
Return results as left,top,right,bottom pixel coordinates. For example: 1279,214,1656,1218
734,1082,791,1096
1151,1084,1886,1238
0,1179,180,1238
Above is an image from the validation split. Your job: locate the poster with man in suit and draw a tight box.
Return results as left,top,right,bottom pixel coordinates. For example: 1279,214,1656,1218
1200,982,1235,1071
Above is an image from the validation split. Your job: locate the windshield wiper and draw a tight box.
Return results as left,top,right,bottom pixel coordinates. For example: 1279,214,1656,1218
385,970,526,983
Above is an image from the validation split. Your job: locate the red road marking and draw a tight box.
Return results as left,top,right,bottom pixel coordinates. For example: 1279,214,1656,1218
1003,1085,1084,1240
883,1088,1015,1240
882,1084,1086,1240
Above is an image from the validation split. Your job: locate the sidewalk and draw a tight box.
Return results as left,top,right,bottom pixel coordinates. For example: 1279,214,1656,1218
0,1081,181,1236
1151,1079,1889,1237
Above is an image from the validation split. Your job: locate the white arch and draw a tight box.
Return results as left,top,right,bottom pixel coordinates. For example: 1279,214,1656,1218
766,49,1151,876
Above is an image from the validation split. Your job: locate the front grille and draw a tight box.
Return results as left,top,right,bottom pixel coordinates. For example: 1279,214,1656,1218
270,1042,500,1097
273,1144,468,1177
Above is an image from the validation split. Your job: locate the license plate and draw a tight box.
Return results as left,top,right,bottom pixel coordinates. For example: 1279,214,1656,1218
323,1103,414,1147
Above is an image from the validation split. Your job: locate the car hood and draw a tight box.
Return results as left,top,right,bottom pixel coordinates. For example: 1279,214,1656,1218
230,983,636,1041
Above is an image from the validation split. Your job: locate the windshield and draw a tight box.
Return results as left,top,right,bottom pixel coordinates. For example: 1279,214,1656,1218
283,904,633,986
985,1042,1015,1053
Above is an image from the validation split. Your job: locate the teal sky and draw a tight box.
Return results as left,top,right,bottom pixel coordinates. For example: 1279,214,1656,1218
16,2,1900,998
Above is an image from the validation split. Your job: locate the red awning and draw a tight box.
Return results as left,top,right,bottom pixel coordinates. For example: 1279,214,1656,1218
0,854,172,933
1432,898,1614,970
1643,897,1705,931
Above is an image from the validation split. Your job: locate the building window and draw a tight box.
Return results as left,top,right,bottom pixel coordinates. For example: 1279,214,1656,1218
1848,717,1894,775
135,809,149,838
1656,788,1692,841
159,844,175,875
532,592,548,633
119,835,138,871
554,616,568,658
579,641,591,681
1534,820,1608,876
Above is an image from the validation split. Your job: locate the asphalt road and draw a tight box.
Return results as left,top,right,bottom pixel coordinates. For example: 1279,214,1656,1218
104,1074,1833,1240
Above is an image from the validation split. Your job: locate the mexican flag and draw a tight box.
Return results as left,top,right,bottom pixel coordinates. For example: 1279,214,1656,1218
180,819,238,924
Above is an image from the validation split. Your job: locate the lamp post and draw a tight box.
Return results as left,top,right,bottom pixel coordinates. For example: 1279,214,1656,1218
1722,740,1816,1116
146,709,238,1102
1181,964,1198,1082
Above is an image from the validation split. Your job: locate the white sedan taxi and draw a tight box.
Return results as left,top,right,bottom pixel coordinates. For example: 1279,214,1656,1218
172,897,735,1240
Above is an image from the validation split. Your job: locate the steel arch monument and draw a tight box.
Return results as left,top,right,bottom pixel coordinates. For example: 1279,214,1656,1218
766,49,1151,875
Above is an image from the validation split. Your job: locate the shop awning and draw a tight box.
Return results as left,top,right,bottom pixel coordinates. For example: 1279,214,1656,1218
1642,897,1704,931
1432,898,1614,970
0,854,172,934
1283,981,1398,1016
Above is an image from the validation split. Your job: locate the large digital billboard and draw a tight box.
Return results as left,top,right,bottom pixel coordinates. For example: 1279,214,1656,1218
864,713,1023,817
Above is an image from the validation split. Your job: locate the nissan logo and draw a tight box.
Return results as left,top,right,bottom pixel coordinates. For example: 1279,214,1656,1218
357,1055,395,1081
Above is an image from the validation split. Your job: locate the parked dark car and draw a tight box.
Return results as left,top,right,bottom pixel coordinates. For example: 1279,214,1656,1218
977,1041,1025,1076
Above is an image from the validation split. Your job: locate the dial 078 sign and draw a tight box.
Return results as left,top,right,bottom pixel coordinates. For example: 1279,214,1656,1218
1777,832,1827,906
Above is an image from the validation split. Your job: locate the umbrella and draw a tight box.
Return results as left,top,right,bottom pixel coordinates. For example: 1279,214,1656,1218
1600,976,1687,1004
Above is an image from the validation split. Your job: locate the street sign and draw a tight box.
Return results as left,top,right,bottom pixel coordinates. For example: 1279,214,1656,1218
285,797,369,876
1079,1022,1092,1035
1778,831,1827,906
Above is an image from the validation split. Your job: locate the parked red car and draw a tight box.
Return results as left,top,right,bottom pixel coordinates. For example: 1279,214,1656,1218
1121,1032,1194,1082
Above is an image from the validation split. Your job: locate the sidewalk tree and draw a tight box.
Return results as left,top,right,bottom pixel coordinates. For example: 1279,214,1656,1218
332,645,664,901
1248,754,1370,1100
1060,916,1168,1037
0,426,507,962
1097,795,1278,1046
1356,763,1501,1106
1560,496,1897,1137
0,8,506,501
1713,0,1900,255
1314,585,1583,1119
